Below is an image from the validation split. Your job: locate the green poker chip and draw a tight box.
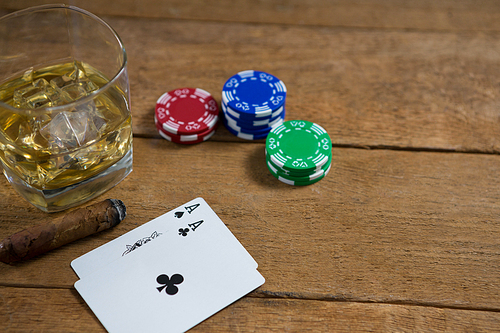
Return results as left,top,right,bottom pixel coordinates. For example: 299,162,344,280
265,148,331,177
267,160,332,186
266,153,330,181
265,119,333,186
266,120,332,173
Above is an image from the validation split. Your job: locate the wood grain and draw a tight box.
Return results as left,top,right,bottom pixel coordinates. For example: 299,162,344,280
2,0,500,31
1,7,500,152
1,286,500,332
1,1,500,331
108,16,500,153
1,138,499,311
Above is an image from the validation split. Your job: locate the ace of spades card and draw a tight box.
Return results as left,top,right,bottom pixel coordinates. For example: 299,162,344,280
73,198,264,333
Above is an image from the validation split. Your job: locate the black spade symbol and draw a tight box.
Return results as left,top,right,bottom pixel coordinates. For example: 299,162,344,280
174,211,184,219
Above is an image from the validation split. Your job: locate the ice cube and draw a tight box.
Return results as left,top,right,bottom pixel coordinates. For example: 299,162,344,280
70,60,87,80
13,79,62,109
22,68,34,82
50,61,99,102
61,83,88,101
74,99,108,135
49,74,75,89
14,121,34,146
39,110,101,151
81,79,99,94
70,145,103,170
29,113,52,132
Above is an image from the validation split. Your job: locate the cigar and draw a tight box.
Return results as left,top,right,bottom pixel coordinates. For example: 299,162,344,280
0,199,126,264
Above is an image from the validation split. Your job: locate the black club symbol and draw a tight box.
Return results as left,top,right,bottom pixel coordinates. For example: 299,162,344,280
156,274,184,295
178,228,189,236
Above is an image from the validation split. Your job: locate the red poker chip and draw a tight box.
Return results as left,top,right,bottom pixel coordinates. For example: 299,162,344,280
155,115,218,144
157,126,216,144
155,87,219,136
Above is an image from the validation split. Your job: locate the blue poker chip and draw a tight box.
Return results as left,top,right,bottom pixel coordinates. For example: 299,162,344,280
222,100,285,125
226,114,285,134
222,103,285,131
225,115,284,135
223,117,271,140
222,99,285,122
222,70,286,118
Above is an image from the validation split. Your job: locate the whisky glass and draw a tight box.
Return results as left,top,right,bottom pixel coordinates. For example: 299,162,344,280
0,4,133,212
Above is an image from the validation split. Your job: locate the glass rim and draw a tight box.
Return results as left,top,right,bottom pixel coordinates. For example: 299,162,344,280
0,3,128,114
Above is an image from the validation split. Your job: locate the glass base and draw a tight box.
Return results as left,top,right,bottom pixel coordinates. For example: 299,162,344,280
2,148,133,212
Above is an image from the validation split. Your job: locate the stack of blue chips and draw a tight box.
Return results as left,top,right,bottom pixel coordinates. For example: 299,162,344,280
221,70,287,140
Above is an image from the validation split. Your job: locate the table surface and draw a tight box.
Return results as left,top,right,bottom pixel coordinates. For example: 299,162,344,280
2,1,500,332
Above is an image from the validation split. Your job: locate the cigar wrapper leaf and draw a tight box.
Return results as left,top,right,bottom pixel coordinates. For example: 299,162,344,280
0,199,126,264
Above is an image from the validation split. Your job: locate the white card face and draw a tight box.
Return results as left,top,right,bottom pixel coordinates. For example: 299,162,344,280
74,218,265,333
72,197,258,278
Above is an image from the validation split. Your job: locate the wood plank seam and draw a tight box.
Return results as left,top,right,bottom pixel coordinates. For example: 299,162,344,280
2,284,500,314
254,290,500,313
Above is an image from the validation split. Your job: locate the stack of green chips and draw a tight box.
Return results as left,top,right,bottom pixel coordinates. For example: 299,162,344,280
265,120,332,186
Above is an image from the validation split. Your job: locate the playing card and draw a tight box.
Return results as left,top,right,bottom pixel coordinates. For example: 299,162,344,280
74,212,265,333
71,198,258,278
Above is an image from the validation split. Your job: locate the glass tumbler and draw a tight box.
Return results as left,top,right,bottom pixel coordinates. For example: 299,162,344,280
0,5,133,212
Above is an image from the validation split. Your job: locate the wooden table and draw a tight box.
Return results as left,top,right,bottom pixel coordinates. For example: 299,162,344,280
1,1,500,331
